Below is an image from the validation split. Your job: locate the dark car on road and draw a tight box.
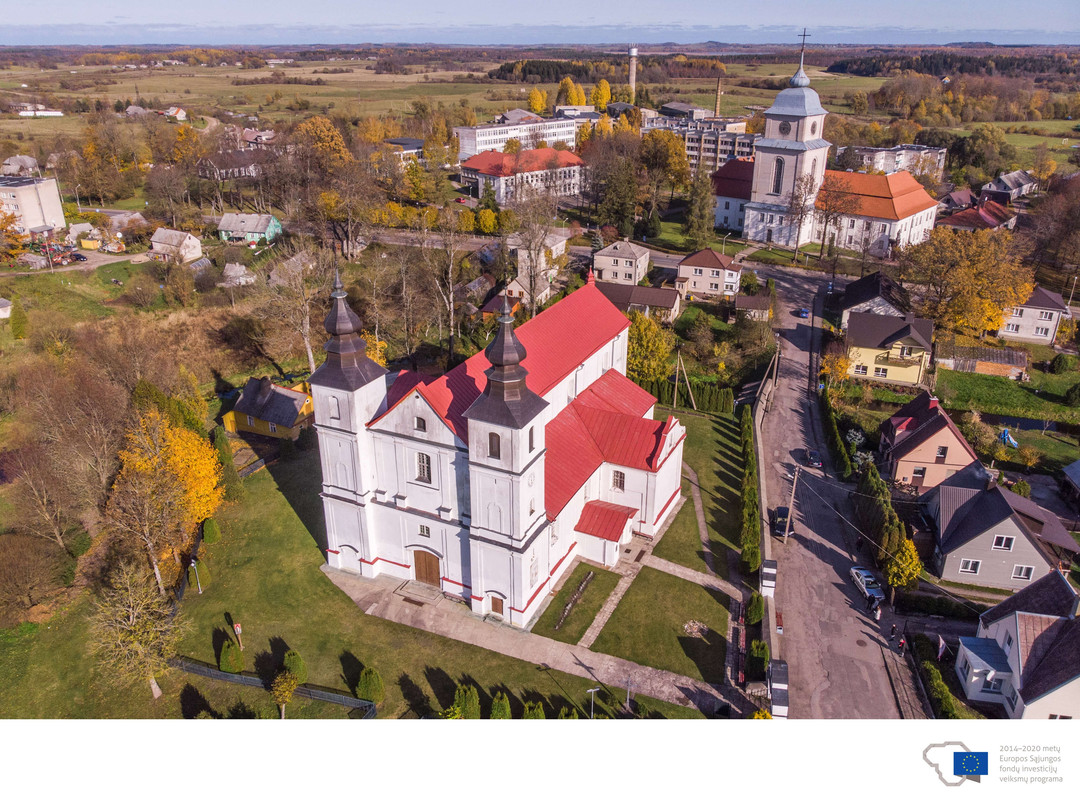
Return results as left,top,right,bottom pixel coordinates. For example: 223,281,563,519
71,253,88,262
806,449,822,468
771,506,790,538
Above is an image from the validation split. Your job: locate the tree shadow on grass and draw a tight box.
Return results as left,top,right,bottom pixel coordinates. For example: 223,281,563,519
397,673,432,718
179,683,219,719
211,627,232,666
340,651,364,696
678,631,727,685
264,449,327,553
423,666,457,711
253,636,290,687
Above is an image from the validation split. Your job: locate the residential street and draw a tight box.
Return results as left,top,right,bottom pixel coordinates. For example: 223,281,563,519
751,262,927,719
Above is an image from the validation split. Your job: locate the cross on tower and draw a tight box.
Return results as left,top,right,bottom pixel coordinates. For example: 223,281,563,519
798,28,810,55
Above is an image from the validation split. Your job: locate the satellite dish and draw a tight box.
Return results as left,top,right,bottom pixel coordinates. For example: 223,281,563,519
116,232,123,239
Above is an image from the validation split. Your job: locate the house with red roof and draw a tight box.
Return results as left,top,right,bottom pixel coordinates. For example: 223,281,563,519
460,147,586,206
676,248,743,300
308,275,686,628
938,199,1017,233
879,392,978,491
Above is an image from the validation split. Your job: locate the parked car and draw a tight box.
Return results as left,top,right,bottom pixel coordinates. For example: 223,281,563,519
797,307,810,319
806,449,822,468
71,253,87,262
771,506,790,538
850,566,885,603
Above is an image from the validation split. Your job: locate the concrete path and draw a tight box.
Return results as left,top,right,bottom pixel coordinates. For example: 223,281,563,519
682,462,720,576
644,555,742,601
577,567,641,648
323,565,747,716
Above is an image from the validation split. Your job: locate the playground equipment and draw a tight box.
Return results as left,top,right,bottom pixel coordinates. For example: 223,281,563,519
1000,428,1019,449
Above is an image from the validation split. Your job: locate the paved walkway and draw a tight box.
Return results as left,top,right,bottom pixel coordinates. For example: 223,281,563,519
578,564,641,648
323,565,747,716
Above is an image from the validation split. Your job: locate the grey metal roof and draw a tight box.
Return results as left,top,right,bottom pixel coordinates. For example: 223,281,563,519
1023,284,1069,313
594,281,679,313
1020,617,1080,703
841,271,911,314
764,86,827,118
150,227,195,248
754,137,832,152
1062,459,1080,491
218,213,277,234
846,311,933,351
980,571,1079,628
594,239,650,261
958,636,1013,673
233,377,310,427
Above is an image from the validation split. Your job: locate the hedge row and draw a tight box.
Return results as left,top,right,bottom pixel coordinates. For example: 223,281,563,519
913,635,962,719
854,464,904,567
634,377,735,414
819,392,853,479
894,591,979,620
739,404,761,573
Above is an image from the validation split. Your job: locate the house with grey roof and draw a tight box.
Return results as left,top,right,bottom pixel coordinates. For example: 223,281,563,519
222,377,313,440
593,239,650,285
981,169,1039,204
217,212,281,245
954,570,1080,718
149,227,202,264
595,281,682,324
846,311,933,387
1,155,39,177
838,271,911,328
218,262,257,288
921,461,1078,590
996,285,1070,345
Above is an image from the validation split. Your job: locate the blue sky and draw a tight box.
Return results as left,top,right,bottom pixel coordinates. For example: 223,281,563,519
5,0,1079,45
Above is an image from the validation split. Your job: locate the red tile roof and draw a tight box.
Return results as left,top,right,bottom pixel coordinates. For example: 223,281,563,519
575,500,638,542
679,248,736,270
819,170,938,221
940,200,1015,231
460,147,585,178
370,282,631,439
710,157,755,201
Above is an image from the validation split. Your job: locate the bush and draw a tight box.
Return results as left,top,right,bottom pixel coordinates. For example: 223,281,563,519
820,392,853,479
283,649,307,684
747,639,770,680
741,541,761,574
1013,479,1032,498
1066,382,1080,408
65,529,92,558
557,706,579,719
489,691,511,719
213,428,244,502
522,701,546,719
1050,353,1077,374
920,660,961,719
746,591,764,625
452,683,480,719
202,517,221,545
357,667,385,704
219,640,243,673
894,591,977,619
187,558,211,589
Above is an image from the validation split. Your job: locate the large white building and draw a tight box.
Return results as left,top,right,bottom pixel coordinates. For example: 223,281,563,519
453,110,586,162
836,144,947,181
721,55,938,256
459,147,585,205
311,276,686,627
0,176,66,235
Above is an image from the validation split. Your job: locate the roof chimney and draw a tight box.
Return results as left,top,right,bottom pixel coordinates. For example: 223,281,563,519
927,396,938,410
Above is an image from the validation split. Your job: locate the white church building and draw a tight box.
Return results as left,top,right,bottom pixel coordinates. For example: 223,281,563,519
309,275,686,628
720,54,938,256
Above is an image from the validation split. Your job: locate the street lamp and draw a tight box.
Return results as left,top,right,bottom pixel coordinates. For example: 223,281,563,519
189,558,202,594
722,232,729,255
587,687,600,719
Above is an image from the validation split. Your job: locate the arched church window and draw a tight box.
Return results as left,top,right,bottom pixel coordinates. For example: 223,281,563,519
328,395,341,421
811,158,818,177
772,158,785,195
528,427,535,452
489,432,501,459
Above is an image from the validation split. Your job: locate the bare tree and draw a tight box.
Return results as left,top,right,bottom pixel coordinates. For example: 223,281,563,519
510,185,560,318
393,246,431,371
264,243,335,373
0,534,62,620
814,173,860,272
90,559,185,700
6,442,77,554
785,172,818,264
415,207,471,366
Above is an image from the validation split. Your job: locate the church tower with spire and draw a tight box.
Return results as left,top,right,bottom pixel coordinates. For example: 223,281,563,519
463,299,550,619
308,272,388,573
744,33,832,248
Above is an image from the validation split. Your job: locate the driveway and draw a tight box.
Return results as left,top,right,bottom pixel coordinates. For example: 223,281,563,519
751,262,923,718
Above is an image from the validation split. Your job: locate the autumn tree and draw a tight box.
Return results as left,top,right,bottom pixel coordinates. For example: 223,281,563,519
639,129,690,218
503,138,522,155
591,79,612,112
0,210,27,263
683,164,715,252
528,87,548,115
272,670,299,719
294,115,353,175
316,161,384,259
901,228,1032,332
264,245,336,373
510,185,560,318
1031,143,1057,190
90,559,186,700
0,534,62,621
786,173,818,263
627,311,674,382
820,340,852,388
814,173,860,264
108,410,223,596
883,537,923,593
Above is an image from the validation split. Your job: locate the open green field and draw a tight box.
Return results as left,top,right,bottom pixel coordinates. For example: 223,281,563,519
591,566,729,683
651,411,740,576
0,447,704,719
935,366,1080,425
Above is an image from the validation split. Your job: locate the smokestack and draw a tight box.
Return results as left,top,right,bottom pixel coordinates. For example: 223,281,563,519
628,45,638,105
714,73,722,118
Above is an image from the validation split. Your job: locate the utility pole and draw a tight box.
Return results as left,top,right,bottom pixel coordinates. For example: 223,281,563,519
783,466,799,542
1069,275,1077,308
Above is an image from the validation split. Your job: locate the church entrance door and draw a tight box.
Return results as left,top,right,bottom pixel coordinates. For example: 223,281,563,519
413,550,441,588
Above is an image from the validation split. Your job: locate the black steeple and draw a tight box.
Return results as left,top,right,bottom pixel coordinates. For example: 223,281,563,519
463,297,547,428
307,270,387,391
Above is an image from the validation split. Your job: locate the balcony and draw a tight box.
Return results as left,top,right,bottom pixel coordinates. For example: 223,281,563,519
876,351,923,368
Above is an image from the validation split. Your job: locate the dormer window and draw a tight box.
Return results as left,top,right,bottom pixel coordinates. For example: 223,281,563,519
489,432,501,460
415,416,426,432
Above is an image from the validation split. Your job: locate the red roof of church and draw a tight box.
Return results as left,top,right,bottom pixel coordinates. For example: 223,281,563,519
819,170,938,221
461,147,585,177
575,501,639,542
710,158,755,201
372,282,631,439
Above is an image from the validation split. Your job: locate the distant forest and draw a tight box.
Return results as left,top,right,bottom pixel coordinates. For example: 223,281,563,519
828,52,1080,79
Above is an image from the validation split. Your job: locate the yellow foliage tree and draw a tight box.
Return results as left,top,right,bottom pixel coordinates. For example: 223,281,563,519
571,82,588,106
457,209,476,233
170,124,206,167
528,87,548,115
362,330,388,367
590,79,611,111
820,343,852,387
477,208,498,235
294,115,353,173
0,210,28,263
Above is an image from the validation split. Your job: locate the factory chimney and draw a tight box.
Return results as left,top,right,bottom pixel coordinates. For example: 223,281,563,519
714,74,722,117
628,45,638,104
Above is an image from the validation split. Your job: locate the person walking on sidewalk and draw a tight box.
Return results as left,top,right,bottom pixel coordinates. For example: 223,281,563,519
897,637,906,657
890,624,897,641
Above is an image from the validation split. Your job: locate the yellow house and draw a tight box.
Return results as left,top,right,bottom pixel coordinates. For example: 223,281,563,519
846,312,933,387
223,377,313,439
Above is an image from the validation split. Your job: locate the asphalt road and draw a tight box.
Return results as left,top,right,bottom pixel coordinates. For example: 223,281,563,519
751,262,911,719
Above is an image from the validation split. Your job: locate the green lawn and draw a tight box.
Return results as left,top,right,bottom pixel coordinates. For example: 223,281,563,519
648,220,745,256
530,562,620,645
935,368,1080,424
652,411,740,577
591,566,729,684
0,448,703,719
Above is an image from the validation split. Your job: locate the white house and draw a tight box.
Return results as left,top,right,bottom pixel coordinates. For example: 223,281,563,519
149,227,202,264
675,248,743,299
310,276,686,628
593,239,650,285
454,111,586,162
505,232,567,309
955,571,1080,719
996,285,1070,346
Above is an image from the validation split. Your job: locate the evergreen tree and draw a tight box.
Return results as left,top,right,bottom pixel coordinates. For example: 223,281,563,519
489,691,511,719
479,181,499,213
453,683,481,719
522,701,546,719
213,427,244,501
683,165,715,252
597,158,637,235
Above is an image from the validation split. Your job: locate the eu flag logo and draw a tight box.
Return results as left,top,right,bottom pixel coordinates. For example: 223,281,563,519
953,752,988,776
